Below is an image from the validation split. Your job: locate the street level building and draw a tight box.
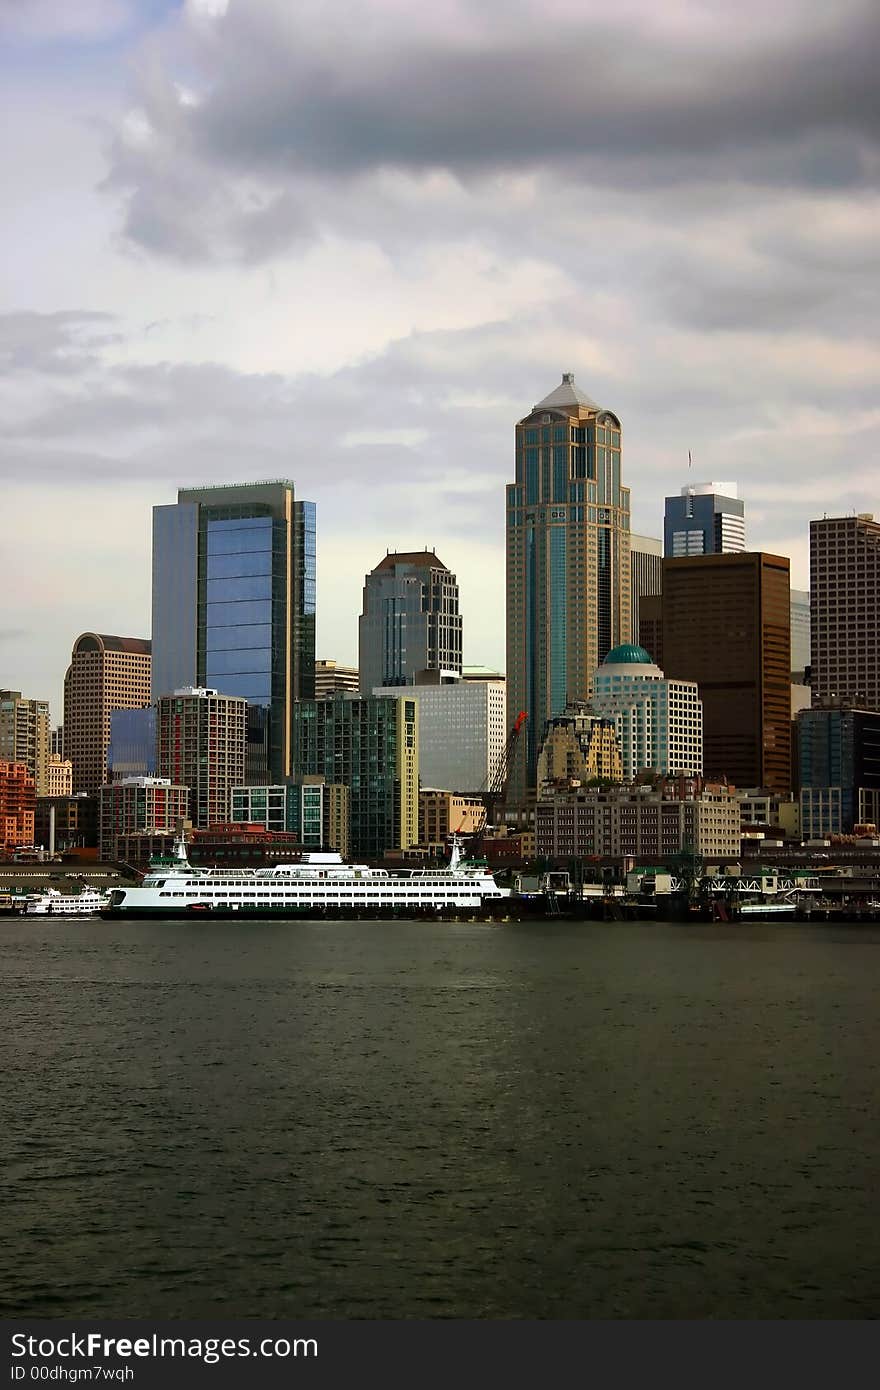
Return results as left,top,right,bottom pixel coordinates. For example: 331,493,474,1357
156,688,247,830
152,480,315,782
99,777,189,863
810,515,880,710
536,776,740,862
291,694,418,860
660,553,791,793
358,551,462,693
0,692,50,797
507,374,632,791
664,482,745,557
63,634,152,796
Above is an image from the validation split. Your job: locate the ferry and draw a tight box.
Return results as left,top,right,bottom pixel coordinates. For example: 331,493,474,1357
100,837,511,920
25,887,111,917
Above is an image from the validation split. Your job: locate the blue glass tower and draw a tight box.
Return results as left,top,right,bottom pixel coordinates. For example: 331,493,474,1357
152,481,315,782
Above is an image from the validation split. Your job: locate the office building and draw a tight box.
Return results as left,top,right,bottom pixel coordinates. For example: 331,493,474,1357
637,594,663,669
315,659,359,700
536,776,740,862
358,551,462,693
0,762,35,852
590,645,703,783
664,482,745,557
661,553,791,793
46,754,73,798
108,707,157,782
291,694,418,860
810,515,880,709
371,676,506,794
231,779,351,858
156,688,247,830
0,691,50,797
507,373,632,790
796,706,880,838
536,714,623,789
630,535,662,643
99,777,189,862
152,480,315,782
790,590,811,680
63,634,152,796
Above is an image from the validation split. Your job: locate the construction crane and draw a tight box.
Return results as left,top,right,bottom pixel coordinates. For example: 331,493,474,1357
479,710,528,832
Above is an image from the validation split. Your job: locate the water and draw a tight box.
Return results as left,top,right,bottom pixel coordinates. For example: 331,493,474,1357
2,917,879,1319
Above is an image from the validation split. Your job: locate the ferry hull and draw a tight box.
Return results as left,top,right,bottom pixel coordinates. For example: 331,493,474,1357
100,901,515,922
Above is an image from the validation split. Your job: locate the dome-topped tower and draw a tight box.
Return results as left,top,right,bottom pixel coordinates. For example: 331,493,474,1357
604,643,654,666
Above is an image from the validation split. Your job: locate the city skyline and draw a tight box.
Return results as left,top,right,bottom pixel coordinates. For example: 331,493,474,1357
5,1,880,716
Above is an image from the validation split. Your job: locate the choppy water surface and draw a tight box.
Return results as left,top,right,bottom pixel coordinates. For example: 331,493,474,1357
2,917,879,1318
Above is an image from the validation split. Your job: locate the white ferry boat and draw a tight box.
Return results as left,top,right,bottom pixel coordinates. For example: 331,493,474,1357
101,837,511,920
26,887,111,917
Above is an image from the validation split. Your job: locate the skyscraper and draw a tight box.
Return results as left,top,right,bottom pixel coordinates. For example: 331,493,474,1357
152,480,316,782
358,551,462,693
664,482,745,557
63,634,152,796
790,589,811,680
661,553,791,792
810,515,880,709
590,644,703,783
630,535,662,641
507,373,631,788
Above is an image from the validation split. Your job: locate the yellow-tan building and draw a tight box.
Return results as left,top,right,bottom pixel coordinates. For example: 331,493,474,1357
537,714,622,790
46,753,73,798
63,634,152,796
0,691,50,797
419,791,485,850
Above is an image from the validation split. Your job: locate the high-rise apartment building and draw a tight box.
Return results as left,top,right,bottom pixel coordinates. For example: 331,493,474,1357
371,676,506,795
507,374,632,789
152,481,315,781
358,551,462,693
590,644,703,783
661,553,791,793
810,515,880,709
664,482,745,557
230,780,351,859
0,761,35,851
0,691,50,796
98,777,189,862
630,535,662,642
63,634,152,795
291,694,418,860
315,659,360,699
156,688,247,829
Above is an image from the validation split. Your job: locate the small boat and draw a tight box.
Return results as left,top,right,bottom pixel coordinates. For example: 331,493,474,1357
25,887,111,917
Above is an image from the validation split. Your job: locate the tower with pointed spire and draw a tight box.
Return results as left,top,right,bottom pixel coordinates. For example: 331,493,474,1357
506,373,631,792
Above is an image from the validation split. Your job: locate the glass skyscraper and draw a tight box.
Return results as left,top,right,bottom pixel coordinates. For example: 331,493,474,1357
506,374,631,791
664,482,745,557
152,481,315,782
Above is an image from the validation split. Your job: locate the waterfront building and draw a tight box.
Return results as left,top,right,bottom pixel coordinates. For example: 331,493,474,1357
0,761,35,852
291,694,418,860
315,659,360,700
156,688,247,830
737,788,800,838
230,779,351,858
419,791,486,851
536,776,740,862
589,645,702,783
507,373,631,791
63,634,152,796
630,535,662,644
0,691,50,797
34,793,98,853
790,589,811,681
358,551,462,693
810,515,880,709
796,706,880,838
46,754,73,798
108,707,157,782
371,675,506,794
664,482,745,557
660,553,791,793
536,713,623,789
98,777,189,863
152,480,315,782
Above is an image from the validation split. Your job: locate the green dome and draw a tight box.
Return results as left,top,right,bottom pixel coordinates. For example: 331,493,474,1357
604,643,654,665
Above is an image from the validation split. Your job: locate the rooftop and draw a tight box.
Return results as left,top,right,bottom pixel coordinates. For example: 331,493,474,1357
533,372,600,413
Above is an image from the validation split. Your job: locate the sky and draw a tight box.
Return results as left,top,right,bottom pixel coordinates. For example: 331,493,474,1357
3,0,880,721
